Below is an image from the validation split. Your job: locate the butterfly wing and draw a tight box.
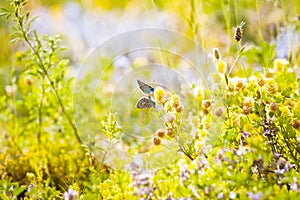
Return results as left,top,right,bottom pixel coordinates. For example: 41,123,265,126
137,79,154,94
136,97,156,109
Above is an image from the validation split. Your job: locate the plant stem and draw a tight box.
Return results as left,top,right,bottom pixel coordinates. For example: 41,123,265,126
16,9,82,144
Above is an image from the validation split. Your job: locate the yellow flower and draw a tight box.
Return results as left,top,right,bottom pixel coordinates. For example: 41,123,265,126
293,101,300,116
280,106,290,117
217,60,227,74
236,79,245,90
231,113,240,127
154,86,165,104
274,58,289,72
194,87,203,101
164,101,173,112
202,100,212,109
243,97,255,109
170,94,181,108
264,79,278,95
225,81,235,92
244,123,254,132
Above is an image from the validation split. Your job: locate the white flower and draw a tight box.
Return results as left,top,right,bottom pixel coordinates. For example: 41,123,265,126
64,188,78,200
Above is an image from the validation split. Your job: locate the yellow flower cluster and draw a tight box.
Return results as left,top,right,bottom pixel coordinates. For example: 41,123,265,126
264,78,278,95
152,87,184,145
154,86,166,104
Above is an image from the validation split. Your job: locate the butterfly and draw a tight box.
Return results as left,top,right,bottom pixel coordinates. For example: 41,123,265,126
136,79,155,109
136,97,156,109
137,79,154,95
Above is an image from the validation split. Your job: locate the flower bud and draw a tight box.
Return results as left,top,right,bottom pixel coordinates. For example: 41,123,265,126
292,120,300,129
153,136,161,145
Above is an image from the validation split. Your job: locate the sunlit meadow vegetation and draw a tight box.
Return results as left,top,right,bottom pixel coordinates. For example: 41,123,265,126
1,0,300,199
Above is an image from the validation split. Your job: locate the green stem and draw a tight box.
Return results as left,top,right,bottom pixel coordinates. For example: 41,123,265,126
16,9,82,144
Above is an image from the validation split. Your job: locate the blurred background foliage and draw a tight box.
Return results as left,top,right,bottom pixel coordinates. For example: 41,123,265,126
0,0,300,89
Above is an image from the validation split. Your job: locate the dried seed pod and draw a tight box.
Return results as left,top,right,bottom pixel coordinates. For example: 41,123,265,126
153,136,161,145
234,21,246,42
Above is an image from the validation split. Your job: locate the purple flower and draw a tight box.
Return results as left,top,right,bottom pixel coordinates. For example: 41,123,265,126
64,188,78,200
247,192,263,200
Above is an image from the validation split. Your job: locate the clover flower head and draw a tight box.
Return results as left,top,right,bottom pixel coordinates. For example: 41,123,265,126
243,97,255,109
264,78,278,94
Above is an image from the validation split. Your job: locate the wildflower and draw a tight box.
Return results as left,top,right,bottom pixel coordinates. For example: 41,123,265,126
269,102,278,112
229,191,237,199
265,69,275,78
275,157,291,175
240,131,250,145
231,113,240,127
189,185,200,199
226,81,235,92
154,87,165,104
290,177,298,191
217,193,224,199
293,100,300,116
247,192,263,200
285,98,296,108
280,106,290,117
176,105,184,113
213,107,224,117
243,97,255,109
156,129,165,138
164,101,173,112
131,171,155,198
202,100,212,109
64,188,78,200
5,84,17,97
178,164,191,184
217,60,227,74
292,120,300,129
153,136,161,145
244,123,254,132
257,78,265,87
274,58,289,72
194,87,203,101
264,79,278,94
165,113,176,123
170,95,181,108
166,128,175,138
236,79,245,90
